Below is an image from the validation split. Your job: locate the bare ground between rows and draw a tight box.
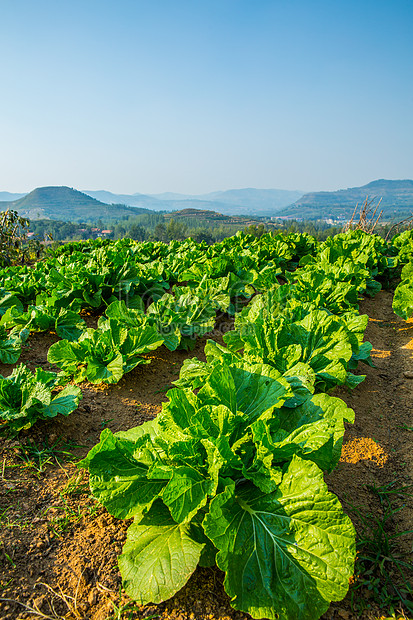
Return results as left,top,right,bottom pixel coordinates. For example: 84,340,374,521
0,292,412,620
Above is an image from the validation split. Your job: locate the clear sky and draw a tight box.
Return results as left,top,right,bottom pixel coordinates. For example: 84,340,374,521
1,0,412,194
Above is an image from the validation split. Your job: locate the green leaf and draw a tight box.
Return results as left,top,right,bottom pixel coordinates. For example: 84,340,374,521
47,320,163,385
173,356,210,389
393,278,413,320
158,388,197,440
87,352,124,384
0,294,23,317
272,393,355,472
81,429,167,519
55,310,86,341
230,364,291,422
119,501,204,604
162,465,214,523
197,364,237,413
0,332,22,364
349,341,374,369
282,362,315,407
0,364,76,433
203,456,356,620
47,339,84,372
106,300,146,325
42,385,82,418
345,372,366,389
196,361,291,423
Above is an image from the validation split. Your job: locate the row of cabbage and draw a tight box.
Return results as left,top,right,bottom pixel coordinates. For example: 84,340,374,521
0,232,318,432
392,229,413,320
0,229,399,375
79,230,398,620
0,229,404,618
0,232,315,369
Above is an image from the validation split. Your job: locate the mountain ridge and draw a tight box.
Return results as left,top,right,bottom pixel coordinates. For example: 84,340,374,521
1,180,412,222
0,186,151,222
83,187,305,216
277,179,413,220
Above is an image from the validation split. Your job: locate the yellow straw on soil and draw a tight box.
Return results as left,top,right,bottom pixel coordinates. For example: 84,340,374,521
340,437,389,467
371,348,392,358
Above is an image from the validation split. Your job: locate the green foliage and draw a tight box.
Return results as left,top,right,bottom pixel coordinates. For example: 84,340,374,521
0,210,30,266
80,355,356,620
47,318,164,384
0,324,28,364
0,364,81,433
1,295,86,341
392,259,413,320
223,288,372,391
393,278,413,320
147,292,217,350
0,225,405,618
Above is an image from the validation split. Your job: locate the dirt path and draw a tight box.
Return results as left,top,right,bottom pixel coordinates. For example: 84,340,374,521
0,291,412,620
324,290,413,618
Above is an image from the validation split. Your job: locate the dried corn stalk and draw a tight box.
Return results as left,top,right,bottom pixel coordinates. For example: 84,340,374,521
343,196,383,233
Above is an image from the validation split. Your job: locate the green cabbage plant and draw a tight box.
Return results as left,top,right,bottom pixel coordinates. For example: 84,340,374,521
80,357,356,620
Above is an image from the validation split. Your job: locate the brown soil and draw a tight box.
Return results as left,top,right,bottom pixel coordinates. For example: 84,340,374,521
0,292,412,620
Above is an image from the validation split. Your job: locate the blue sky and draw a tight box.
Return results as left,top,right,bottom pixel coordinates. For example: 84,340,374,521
0,0,412,194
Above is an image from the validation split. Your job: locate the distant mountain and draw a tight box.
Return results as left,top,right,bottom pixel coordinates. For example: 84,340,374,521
151,192,195,201
0,186,151,222
197,188,305,213
2,181,412,223
278,179,413,220
0,191,27,202
84,187,306,216
84,190,163,210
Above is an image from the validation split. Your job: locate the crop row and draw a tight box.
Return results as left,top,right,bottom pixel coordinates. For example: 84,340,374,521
1,228,413,619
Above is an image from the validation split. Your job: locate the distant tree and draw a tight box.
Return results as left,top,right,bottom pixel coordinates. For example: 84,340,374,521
244,224,266,238
129,224,148,241
60,222,78,239
114,224,126,239
153,222,168,242
190,229,214,244
166,218,188,241
287,222,299,234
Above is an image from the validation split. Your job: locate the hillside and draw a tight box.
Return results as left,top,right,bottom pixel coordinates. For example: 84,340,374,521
163,207,263,226
0,186,151,222
278,179,413,220
163,208,230,221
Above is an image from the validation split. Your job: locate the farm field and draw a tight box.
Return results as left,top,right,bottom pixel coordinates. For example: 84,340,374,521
1,230,413,620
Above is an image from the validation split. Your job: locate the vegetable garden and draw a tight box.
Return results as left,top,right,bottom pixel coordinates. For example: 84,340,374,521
1,229,413,620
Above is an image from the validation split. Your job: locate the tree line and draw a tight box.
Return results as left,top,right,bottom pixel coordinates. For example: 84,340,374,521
27,211,407,247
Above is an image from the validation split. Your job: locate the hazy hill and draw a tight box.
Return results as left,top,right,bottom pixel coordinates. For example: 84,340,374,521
0,186,151,222
84,188,306,216
164,198,261,215
198,188,305,213
163,208,267,227
84,190,163,210
278,179,413,220
164,208,230,221
2,180,412,223
0,191,26,202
